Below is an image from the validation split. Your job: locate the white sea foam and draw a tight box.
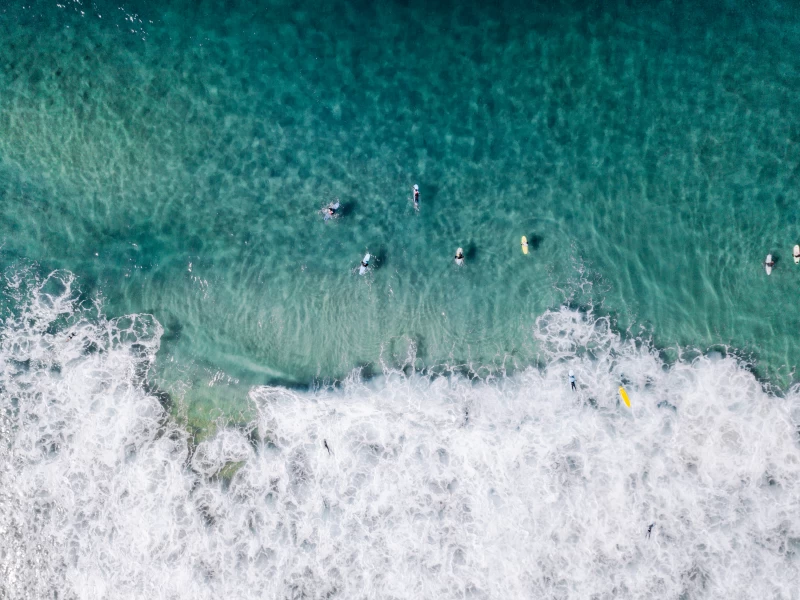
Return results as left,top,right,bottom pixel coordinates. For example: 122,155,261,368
1,271,799,599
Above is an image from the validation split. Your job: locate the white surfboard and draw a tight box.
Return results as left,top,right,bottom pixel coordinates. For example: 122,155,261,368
794,245,800,264
455,247,464,266
765,254,773,275
359,253,370,275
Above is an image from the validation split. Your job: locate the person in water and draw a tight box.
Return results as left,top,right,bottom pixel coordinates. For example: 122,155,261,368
361,259,369,269
765,256,776,268
569,371,576,391
324,200,340,221
413,184,419,207
455,249,464,264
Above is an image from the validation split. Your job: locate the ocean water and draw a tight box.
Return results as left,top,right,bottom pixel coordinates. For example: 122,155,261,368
2,0,800,597
2,0,800,405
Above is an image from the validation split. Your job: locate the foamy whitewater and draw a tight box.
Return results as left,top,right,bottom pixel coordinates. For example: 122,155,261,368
1,271,799,599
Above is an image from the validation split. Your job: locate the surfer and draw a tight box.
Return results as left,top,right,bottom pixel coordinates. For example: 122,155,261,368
359,253,370,275
413,184,419,209
323,200,340,221
454,248,464,266
646,523,655,538
522,238,529,252
324,440,332,455
794,246,800,263
569,371,576,392
765,256,775,269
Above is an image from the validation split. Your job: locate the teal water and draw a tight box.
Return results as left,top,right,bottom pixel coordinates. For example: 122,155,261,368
2,0,800,413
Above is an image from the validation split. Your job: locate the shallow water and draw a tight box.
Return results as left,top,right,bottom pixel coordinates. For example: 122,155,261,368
2,0,800,402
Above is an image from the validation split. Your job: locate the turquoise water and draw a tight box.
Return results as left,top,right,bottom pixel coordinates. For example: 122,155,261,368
3,3,800,596
2,0,800,412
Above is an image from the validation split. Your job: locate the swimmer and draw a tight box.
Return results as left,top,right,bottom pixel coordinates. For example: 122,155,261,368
646,523,655,538
454,248,464,266
323,200,340,221
569,370,576,392
413,184,419,209
324,439,332,455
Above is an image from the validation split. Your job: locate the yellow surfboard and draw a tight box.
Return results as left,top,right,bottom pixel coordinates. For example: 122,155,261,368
619,387,631,408
521,236,529,255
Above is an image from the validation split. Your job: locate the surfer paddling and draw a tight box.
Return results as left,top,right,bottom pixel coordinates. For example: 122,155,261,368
323,200,340,221
359,253,370,275
413,184,419,209
569,371,576,392
454,248,464,266
765,255,775,275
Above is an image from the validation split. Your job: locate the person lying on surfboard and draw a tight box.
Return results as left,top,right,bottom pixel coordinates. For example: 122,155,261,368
454,249,464,265
359,253,370,275
765,257,775,268
413,184,419,208
323,200,340,221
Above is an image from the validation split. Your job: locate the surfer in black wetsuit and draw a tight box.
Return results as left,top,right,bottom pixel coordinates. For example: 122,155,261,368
413,184,419,208
569,371,576,392
646,523,654,538
323,439,331,455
